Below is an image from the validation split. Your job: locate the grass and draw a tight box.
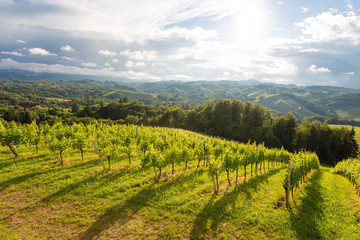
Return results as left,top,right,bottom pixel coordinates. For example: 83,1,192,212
329,124,360,145
103,89,158,101
335,106,360,120
1,144,360,239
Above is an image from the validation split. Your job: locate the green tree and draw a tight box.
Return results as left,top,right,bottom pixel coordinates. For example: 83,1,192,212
72,101,80,113
272,113,297,151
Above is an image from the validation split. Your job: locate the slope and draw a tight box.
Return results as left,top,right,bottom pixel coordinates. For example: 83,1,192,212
1,135,360,239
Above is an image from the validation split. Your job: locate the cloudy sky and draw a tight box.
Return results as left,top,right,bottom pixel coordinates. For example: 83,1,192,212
1,0,360,88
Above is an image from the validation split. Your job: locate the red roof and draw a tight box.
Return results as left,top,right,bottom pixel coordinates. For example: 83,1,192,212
23,103,48,110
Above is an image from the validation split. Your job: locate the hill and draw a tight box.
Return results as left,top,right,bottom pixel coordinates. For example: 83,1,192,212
134,81,360,119
1,78,360,119
1,124,360,239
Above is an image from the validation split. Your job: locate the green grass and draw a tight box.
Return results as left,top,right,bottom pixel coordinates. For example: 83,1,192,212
329,125,360,145
1,144,360,239
104,89,158,101
334,106,360,120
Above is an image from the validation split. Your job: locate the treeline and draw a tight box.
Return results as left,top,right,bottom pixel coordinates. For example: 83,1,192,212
1,99,358,165
305,116,360,127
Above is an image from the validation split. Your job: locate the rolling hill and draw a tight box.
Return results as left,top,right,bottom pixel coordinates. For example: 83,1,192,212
1,78,360,119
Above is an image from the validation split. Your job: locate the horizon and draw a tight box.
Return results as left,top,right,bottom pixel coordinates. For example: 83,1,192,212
1,0,360,88
2,74,359,90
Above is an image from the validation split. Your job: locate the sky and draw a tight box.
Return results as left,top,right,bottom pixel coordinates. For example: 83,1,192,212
1,0,360,88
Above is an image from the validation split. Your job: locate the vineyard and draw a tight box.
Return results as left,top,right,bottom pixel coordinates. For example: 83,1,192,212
1,121,360,239
334,158,360,190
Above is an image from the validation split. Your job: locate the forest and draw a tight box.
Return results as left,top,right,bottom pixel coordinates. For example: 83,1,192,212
1,98,358,166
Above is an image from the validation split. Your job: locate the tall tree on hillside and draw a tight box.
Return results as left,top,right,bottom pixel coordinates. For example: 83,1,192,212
72,101,80,113
214,100,232,136
272,113,297,151
231,99,242,123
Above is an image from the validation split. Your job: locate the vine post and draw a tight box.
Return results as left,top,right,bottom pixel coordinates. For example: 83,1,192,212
92,139,107,170
208,155,218,193
286,158,291,207
43,134,62,165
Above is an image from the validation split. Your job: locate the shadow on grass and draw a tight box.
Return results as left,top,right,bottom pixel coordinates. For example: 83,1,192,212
289,170,324,240
40,164,146,203
0,161,145,221
0,158,102,191
190,167,284,240
0,153,49,170
0,169,55,190
78,169,206,240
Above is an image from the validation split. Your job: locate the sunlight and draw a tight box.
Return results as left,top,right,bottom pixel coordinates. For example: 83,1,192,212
224,1,267,44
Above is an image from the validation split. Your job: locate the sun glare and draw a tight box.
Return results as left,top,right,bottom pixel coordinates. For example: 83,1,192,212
225,2,267,45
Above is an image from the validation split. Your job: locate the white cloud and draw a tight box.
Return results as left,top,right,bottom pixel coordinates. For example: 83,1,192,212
28,48,57,56
112,59,119,63
81,62,96,68
0,58,160,80
296,12,360,45
101,67,114,71
307,64,331,73
120,49,158,61
0,0,259,43
154,26,218,42
60,45,75,52
328,8,338,14
1,51,24,56
98,49,117,56
345,71,355,75
163,74,193,81
104,62,111,67
61,56,75,61
16,40,26,44
301,7,309,13
125,60,146,68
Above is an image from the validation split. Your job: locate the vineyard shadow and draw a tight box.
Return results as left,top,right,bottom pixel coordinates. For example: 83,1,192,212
39,162,146,204
190,167,283,240
0,158,102,191
289,170,324,240
0,153,49,170
78,169,206,240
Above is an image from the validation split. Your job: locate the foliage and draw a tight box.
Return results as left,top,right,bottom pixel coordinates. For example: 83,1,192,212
333,158,360,191
283,151,320,197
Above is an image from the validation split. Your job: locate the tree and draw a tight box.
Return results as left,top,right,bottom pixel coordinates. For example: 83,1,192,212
214,100,232,137
272,113,297,151
72,101,80,113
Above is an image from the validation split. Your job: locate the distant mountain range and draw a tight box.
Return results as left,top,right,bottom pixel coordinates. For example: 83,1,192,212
1,71,360,120
130,80,360,120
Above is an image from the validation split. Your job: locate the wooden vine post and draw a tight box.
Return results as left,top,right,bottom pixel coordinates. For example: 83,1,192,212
1,131,20,158
42,134,62,165
9,144,19,158
92,139,107,171
208,155,218,193
153,164,158,179
286,159,291,207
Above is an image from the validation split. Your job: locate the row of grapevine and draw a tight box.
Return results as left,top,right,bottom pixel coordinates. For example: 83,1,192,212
333,158,360,190
1,120,320,197
283,151,320,206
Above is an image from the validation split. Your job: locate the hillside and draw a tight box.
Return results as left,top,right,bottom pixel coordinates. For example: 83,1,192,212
1,124,360,239
1,78,360,119
135,81,359,119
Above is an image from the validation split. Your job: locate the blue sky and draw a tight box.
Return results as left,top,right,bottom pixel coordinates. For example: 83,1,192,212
1,0,360,88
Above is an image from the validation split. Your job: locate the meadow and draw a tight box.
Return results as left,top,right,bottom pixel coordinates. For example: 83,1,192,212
1,125,360,239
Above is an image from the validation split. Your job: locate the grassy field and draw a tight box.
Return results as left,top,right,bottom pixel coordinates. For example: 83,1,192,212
1,144,360,239
329,124,360,145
